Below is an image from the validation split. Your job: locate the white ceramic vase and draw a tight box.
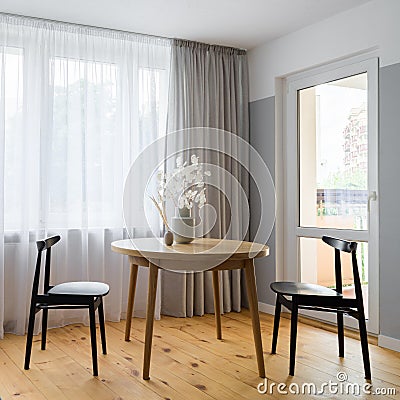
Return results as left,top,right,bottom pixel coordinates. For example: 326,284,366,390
171,207,195,244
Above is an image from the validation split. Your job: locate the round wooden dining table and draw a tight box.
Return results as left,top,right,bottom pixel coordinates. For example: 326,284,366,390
111,237,269,380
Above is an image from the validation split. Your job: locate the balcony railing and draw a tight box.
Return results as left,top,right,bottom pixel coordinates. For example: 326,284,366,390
317,189,368,206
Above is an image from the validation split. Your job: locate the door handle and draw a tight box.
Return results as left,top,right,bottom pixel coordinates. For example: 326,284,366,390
367,191,377,213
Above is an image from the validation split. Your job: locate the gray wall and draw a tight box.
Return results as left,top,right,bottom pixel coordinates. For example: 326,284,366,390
249,96,276,305
379,63,400,340
249,62,400,341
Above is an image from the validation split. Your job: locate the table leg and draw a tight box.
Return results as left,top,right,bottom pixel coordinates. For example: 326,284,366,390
125,264,138,342
212,270,222,340
244,259,265,378
143,262,159,380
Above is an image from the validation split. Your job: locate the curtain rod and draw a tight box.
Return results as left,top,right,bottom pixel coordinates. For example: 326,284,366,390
0,12,247,52
0,12,168,41
172,38,246,55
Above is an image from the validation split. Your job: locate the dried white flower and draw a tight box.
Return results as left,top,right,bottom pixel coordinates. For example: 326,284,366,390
148,154,211,228
191,154,199,165
176,156,183,168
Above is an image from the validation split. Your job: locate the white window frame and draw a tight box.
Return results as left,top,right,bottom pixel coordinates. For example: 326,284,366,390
281,54,379,334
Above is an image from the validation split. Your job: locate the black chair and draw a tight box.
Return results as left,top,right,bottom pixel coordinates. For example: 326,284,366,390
270,236,371,379
24,235,110,376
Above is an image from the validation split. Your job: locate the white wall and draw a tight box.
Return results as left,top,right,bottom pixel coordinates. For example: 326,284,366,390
247,0,400,350
248,0,400,101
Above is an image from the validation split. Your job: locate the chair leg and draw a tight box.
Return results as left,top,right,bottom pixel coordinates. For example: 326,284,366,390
88,301,98,376
98,298,107,355
41,308,48,350
24,304,37,370
337,312,344,357
289,299,299,376
271,296,281,354
358,312,371,379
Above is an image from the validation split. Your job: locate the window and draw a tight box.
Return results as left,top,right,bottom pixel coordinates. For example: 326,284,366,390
3,47,25,230
48,57,119,228
1,22,171,232
284,56,379,333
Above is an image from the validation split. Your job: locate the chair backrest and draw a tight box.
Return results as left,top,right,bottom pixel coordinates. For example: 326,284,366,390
321,236,364,302
31,236,61,298
322,236,357,253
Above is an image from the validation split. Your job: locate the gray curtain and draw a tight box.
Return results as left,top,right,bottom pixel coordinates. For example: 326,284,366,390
161,39,250,317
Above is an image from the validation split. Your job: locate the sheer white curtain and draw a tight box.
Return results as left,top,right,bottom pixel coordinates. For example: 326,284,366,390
0,14,171,337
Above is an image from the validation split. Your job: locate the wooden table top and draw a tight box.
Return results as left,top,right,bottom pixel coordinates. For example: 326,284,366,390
111,238,269,262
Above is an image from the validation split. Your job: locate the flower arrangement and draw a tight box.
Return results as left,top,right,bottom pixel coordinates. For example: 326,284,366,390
148,154,211,230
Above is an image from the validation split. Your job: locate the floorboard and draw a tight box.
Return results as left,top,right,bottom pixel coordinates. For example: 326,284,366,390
0,310,399,399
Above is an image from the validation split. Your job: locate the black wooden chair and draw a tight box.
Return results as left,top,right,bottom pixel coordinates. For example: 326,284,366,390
270,236,371,379
24,235,110,376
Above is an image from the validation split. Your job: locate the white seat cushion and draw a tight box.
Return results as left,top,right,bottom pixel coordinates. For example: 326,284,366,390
48,281,109,296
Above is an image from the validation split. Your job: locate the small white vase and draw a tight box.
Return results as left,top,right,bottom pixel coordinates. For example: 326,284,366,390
171,207,195,244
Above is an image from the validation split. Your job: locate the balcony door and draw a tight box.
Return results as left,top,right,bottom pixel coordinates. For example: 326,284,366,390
284,57,379,333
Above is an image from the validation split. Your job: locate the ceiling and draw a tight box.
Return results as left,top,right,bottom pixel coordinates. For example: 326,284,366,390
0,0,371,49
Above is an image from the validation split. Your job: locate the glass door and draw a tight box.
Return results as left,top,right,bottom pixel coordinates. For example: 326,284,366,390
284,58,379,333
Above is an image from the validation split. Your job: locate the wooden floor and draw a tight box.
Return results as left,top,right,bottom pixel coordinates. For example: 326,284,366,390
0,310,399,399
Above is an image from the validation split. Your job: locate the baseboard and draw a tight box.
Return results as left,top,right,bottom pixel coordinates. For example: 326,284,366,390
378,334,400,352
258,302,275,315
